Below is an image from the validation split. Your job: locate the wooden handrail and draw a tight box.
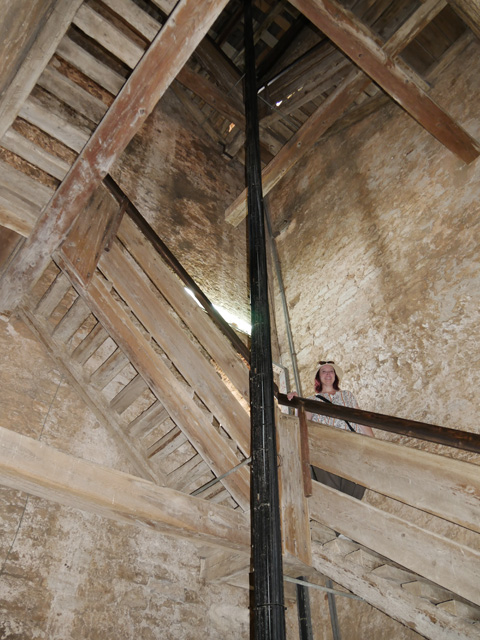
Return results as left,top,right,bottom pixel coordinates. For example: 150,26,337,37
276,392,480,454
103,175,251,364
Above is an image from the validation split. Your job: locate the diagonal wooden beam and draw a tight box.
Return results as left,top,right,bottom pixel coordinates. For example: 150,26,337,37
0,0,229,314
0,426,250,552
309,482,480,607
289,0,480,163
226,0,478,225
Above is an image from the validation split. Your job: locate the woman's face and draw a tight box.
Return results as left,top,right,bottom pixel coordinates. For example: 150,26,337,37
319,365,336,387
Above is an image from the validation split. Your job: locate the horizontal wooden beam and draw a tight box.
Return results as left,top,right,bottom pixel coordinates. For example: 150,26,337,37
306,416,480,533
0,426,250,552
0,0,230,314
309,481,480,607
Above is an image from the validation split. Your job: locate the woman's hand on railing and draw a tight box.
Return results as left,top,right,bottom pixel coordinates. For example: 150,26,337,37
287,391,298,401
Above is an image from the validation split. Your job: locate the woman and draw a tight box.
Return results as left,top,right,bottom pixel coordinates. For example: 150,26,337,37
289,361,373,500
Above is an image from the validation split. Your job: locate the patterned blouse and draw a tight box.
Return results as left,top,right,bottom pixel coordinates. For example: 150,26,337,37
308,389,365,433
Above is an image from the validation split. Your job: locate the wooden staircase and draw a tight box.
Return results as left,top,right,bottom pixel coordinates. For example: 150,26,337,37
16,189,480,639
310,522,480,640
20,204,251,511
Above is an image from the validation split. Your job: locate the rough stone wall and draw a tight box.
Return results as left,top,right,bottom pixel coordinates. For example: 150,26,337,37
0,315,251,640
270,39,480,436
267,39,480,639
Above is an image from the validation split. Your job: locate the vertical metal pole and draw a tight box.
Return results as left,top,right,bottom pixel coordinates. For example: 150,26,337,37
244,1,286,638
296,576,314,640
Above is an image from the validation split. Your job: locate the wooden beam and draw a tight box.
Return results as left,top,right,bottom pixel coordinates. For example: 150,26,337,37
277,410,312,567
54,259,251,510
1,128,71,181
0,0,230,314
448,0,480,40
176,66,245,129
308,418,480,533
309,482,480,607
0,0,83,139
384,0,448,57
310,537,479,640
289,0,480,162
0,425,250,552
60,184,124,287
0,188,41,237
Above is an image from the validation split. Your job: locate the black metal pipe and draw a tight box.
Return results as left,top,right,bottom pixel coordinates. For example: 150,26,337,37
296,576,314,640
277,392,480,454
244,1,286,638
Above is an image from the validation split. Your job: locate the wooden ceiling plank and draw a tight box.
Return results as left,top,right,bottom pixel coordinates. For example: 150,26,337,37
128,401,169,439
71,321,109,365
109,373,149,414
1,128,71,181
0,0,84,139
0,190,40,237
55,259,251,510
0,0,230,314
19,94,92,152
56,36,126,96
289,0,480,162
0,159,54,207
89,347,130,390
0,425,250,552
37,65,108,124
51,294,92,343
101,0,162,41
72,3,145,69
147,427,187,460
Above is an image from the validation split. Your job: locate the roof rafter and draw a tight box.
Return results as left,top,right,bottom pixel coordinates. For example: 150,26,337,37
290,0,480,162
0,0,230,313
